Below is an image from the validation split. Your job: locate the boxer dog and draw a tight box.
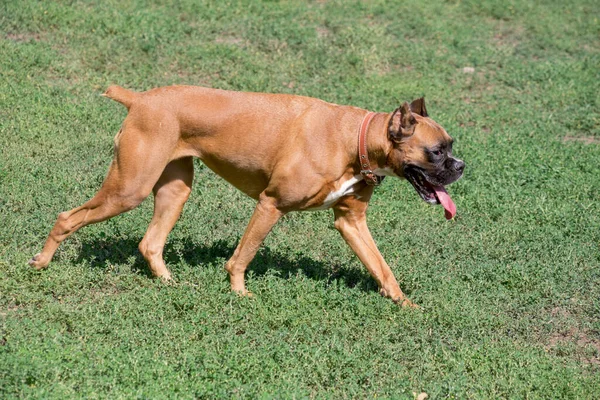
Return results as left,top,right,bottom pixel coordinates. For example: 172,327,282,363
29,86,464,306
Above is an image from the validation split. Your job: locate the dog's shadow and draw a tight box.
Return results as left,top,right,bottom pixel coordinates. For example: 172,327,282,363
74,237,377,293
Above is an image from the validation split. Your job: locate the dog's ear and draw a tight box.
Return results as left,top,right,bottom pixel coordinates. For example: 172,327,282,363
410,97,428,117
389,102,417,142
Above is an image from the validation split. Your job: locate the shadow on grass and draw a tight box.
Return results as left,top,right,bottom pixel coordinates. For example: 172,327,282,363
75,237,377,293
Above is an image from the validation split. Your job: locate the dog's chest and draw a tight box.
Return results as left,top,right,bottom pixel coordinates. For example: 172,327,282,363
309,175,363,210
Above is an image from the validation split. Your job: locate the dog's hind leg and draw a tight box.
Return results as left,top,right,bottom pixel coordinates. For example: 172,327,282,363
29,122,179,271
138,157,194,280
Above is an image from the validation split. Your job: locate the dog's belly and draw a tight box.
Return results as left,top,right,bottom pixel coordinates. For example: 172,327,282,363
199,155,270,200
173,136,276,200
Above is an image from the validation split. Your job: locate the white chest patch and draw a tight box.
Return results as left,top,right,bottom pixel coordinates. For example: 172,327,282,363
309,175,363,211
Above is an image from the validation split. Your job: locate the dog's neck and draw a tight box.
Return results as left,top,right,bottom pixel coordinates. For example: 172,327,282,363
360,112,394,174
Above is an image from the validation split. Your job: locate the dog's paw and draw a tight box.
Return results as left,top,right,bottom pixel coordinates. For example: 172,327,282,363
159,274,176,285
380,288,419,308
28,253,49,270
396,298,420,309
232,288,254,298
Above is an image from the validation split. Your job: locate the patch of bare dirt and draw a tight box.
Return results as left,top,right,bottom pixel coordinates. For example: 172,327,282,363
0,303,24,318
545,307,600,366
215,35,244,46
491,22,526,49
5,32,42,43
563,135,600,145
316,26,331,38
547,329,600,366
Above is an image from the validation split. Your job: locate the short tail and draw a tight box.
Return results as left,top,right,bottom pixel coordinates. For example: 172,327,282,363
101,85,137,109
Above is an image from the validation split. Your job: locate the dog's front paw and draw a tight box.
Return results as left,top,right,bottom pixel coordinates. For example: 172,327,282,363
233,288,254,298
159,274,175,285
380,288,419,308
28,253,49,270
395,298,419,309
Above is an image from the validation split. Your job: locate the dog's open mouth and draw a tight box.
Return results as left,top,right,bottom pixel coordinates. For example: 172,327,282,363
404,167,456,220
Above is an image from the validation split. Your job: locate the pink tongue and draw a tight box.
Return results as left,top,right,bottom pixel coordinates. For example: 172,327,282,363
432,186,456,220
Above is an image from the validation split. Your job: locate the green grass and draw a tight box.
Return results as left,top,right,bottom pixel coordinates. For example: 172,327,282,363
1,0,599,398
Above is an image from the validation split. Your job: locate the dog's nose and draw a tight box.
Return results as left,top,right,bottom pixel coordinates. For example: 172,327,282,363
454,159,465,173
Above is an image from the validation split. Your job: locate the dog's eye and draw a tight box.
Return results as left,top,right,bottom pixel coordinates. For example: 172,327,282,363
432,149,443,156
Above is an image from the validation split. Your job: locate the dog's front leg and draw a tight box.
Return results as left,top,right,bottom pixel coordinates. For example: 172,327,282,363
225,194,284,295
333,195,416,307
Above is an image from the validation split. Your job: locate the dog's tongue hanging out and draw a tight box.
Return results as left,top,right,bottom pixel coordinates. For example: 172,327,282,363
432,186,456,220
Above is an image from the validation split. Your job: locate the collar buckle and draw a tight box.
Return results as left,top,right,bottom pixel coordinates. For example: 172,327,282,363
360,169,382,186
357,112,382,186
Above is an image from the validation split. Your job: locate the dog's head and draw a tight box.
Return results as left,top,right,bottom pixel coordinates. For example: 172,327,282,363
385,98,464,219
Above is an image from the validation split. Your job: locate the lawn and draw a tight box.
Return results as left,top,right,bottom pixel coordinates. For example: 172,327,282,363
1,0,599,398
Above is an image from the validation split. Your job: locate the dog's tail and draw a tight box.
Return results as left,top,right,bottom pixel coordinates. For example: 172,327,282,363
101,85,137,109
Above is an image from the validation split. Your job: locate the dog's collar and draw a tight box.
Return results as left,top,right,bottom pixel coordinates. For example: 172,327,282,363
358,112,383,186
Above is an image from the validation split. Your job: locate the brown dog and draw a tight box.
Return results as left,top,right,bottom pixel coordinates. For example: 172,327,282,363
29,86,464,306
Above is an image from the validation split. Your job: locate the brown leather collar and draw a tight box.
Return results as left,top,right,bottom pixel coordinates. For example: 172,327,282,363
358,112,382,186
